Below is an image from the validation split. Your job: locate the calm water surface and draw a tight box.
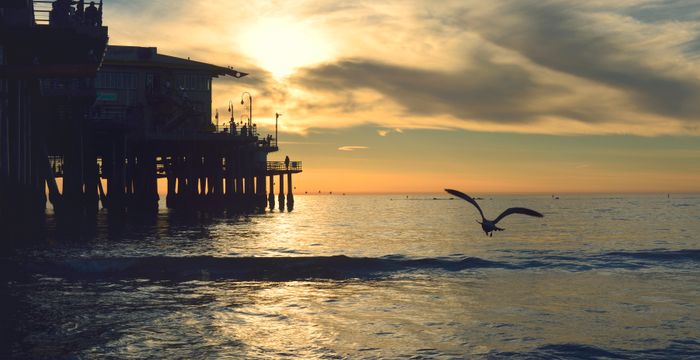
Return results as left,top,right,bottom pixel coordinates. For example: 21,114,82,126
3,194,700,358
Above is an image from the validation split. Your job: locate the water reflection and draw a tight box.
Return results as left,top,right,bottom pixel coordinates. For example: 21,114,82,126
24,194,700,261
4,195,700,358
13,266,698,358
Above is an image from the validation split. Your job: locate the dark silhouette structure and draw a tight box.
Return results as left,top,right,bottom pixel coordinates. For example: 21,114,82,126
1,0,108,237
445,189,543,236
0,1,302,239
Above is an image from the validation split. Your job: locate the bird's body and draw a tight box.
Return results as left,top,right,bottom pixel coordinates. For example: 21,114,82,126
445,189,543,236
478,219,504,235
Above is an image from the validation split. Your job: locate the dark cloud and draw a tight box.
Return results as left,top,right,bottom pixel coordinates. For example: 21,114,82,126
293,54,561,124
464,1,700,120
625,0,700,23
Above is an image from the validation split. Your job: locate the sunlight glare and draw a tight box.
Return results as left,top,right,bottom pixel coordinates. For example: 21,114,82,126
239,17,334,78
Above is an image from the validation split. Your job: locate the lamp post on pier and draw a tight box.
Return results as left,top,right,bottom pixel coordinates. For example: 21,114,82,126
241,92,252,134
275,113,282,147
228,100,235,134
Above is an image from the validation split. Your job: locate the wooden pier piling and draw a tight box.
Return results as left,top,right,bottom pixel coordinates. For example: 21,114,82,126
268,175,275,210
287,172,294,212
278,173,285,212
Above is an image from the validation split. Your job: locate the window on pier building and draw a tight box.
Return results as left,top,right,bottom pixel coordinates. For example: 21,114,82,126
95,72,137,90
96,71,137,105
176,73,210,91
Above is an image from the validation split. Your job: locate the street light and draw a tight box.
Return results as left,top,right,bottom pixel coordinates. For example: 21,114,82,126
228,100,235,134
275,112,282,148
241,92,252,131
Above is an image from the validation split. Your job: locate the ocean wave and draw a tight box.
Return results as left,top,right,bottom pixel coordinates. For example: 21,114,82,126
489,339,700,359
11,249,700,282
600,249,700,262
24,255,508,281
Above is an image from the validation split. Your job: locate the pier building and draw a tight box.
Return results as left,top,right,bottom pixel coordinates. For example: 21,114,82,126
1,1,302,238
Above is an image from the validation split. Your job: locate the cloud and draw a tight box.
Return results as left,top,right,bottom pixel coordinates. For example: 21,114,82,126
293,56,552,124
378,128,403,136
104,0,700,136
338,146,369,151
462,1,700,120
285,0,700,135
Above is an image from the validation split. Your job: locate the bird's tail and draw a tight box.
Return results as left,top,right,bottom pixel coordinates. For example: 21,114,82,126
495,226,505,231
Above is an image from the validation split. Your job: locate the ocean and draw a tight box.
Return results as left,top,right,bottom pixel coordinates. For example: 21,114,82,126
2,194,699,359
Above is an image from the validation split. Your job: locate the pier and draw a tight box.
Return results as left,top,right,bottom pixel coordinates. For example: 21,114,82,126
1,1,302,239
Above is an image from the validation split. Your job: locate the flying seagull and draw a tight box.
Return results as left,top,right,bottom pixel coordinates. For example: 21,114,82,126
445,189,544,237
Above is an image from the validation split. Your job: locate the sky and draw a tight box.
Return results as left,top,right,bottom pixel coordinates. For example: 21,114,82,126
105,0,700,193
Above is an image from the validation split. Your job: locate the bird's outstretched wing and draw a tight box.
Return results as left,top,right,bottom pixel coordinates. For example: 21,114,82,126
445,189,484,219
493,207,543,224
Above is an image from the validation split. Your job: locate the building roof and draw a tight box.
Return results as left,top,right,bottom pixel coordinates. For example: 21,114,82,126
103,45,248,78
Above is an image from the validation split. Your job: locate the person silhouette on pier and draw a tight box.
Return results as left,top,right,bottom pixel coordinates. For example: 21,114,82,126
75,0,85,22
285,155,290,169
50,0,72,27
85,2,99,26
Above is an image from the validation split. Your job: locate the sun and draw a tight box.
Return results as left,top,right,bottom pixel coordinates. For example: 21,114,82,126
239,17,335,78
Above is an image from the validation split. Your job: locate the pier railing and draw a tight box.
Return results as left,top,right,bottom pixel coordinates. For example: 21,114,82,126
213,125,259,137
267,161,302,172
34,0,105,26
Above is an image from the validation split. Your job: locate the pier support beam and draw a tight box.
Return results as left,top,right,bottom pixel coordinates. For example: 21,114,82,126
62,111,84,215
278,173,285,212
140,151,159,212
187,153,200,205
256,173,266,209
268,175,275,210
244,151,255,206
198,154,207,199
107,136,126,213
83,134,98,214
212,155,224,205
235,151,244,206
177,156,189,208
124,154,134,207
166,156,176,209
287,173,294,212
224,153,234,202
